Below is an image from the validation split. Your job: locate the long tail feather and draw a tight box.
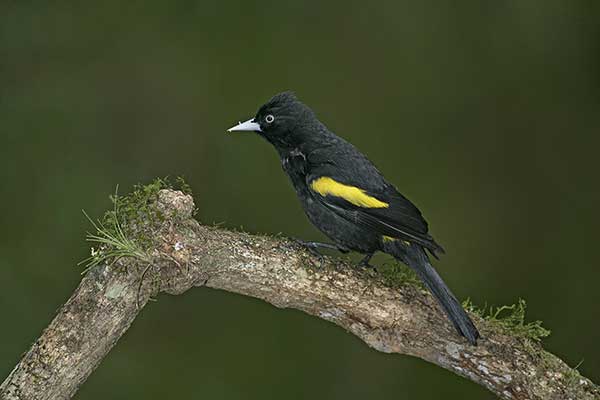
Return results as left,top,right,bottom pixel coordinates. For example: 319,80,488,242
384,241,480,345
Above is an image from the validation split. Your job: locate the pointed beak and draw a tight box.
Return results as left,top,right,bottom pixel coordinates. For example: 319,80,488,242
227,118,261,133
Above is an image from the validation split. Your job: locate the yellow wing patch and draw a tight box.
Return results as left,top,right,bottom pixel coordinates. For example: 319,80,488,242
382,236,411,246
310,177,389,209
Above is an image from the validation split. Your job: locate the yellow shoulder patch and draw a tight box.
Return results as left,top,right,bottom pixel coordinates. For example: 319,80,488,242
310,177,389,208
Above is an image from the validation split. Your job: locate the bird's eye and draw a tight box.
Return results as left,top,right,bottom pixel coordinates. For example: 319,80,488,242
265,114,275,123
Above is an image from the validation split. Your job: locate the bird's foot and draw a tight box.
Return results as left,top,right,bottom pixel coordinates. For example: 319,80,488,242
292,240,348,265
357,253,377,270
292,240,324,263
293,239,347,253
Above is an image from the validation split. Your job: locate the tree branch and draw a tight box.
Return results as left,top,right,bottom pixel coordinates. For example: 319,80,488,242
1,189,598,400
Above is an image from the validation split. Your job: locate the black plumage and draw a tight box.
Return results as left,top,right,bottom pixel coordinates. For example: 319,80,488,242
227,91,480,345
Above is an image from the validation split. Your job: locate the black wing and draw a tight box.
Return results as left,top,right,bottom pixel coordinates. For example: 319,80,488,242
306,147,444,256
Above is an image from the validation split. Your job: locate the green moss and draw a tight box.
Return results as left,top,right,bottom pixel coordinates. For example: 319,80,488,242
296,251,425,289
298,252,549,343
102,178,166,239
80,177,193,272
175,176,193,196
463,298,551,341
378,262,424,289
563,359,585,386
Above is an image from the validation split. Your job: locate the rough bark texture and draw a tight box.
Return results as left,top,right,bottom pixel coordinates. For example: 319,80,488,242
1,189,598,400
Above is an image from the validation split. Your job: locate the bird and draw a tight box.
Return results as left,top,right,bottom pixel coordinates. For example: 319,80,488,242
227,91,480,345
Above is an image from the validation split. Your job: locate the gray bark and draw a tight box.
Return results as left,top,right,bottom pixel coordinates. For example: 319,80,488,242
1,189,598,400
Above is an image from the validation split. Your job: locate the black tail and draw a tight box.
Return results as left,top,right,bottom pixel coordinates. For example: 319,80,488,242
384,242,480,345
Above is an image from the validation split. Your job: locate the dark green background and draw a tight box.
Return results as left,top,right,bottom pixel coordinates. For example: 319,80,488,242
1,1,599,399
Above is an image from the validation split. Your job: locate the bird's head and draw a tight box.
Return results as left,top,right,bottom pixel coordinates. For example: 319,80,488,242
227,91,321,151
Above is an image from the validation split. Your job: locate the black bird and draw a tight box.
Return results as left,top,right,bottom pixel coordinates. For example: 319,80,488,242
227,91,480,345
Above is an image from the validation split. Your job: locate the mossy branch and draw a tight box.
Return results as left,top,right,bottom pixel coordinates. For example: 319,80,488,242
1,183,598,400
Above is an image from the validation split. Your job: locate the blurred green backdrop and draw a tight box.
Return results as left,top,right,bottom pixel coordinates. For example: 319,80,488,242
1,1,599,399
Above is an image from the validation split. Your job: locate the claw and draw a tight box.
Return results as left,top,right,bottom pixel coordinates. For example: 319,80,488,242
357,253,376,270
292,239,330,266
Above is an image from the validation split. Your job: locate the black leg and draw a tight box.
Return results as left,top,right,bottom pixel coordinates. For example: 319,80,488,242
293,240,350,264
294,239,348,253
302,241,340,251
358,253,376,269
336,245,350,254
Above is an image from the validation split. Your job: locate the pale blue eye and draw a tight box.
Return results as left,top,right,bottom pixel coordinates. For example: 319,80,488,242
265,114,275,123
